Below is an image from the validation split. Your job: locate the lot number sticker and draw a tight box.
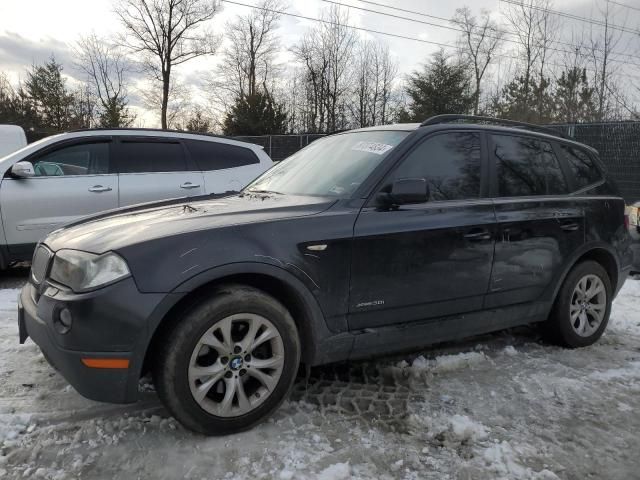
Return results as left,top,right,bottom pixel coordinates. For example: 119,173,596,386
351,141,395,155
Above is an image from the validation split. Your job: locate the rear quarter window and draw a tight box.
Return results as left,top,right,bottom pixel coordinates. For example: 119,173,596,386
560,145,603,190
185,140,260,171
491,134,568,197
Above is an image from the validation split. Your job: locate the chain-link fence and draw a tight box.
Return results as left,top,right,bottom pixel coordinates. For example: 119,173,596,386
548,122,640,203
232,134,326,161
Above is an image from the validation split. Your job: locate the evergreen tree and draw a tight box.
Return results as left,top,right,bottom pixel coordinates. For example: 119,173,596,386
492,74,553,123
553,67,597,123
185,107,212,133
99,96,133,128
25,57,75,130
0,73,39,131
399,50,473,122
223,92,287,135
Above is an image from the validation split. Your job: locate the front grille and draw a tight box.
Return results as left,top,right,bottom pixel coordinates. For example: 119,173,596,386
31,245,53,285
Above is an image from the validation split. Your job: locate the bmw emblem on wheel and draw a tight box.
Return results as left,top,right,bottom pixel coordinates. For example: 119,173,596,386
230,356,243,370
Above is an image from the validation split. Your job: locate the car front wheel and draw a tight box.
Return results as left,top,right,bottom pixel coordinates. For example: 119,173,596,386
153,285,301,435
546,260,612,348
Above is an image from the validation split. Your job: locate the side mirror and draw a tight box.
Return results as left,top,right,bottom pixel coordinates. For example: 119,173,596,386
11,161,35,178
379,178,429,206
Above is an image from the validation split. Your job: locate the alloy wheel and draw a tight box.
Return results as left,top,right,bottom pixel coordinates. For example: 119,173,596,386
569,274,607,337
188,313,285,417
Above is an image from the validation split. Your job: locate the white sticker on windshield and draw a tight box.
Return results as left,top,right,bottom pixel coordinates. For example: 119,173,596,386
351,141,394,155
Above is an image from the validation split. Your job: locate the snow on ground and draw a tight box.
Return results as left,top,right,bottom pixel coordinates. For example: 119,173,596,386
1,275,639,479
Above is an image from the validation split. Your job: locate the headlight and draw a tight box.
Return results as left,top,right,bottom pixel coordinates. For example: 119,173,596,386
49,249,130,292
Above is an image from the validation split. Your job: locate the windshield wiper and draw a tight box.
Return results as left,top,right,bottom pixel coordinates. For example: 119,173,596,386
246,188,285,195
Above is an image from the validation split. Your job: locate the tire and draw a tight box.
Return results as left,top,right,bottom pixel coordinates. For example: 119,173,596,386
153,285,301,435
544,260,612,348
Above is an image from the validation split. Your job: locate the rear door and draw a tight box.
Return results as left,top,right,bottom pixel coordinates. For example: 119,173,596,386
184,139,265,194
349,131,496,330
0,138,117,252
114,137,205,206
487,133,584,308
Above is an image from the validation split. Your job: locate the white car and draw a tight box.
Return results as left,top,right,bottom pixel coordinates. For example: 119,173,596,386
0,125,27,158
0,128,272,268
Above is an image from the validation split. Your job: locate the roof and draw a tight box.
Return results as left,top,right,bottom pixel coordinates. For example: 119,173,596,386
59,128,264,150
346,123,421,133
340,119,595,154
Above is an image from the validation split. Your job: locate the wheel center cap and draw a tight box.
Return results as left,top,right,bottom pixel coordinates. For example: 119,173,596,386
230,356,243,370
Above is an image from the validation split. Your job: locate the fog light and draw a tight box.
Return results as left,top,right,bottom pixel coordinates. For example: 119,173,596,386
54,307,73,334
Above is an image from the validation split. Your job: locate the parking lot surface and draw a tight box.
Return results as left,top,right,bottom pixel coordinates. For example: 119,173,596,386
1,271,639,479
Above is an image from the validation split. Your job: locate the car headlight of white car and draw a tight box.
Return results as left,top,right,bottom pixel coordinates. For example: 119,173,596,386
50,249,130,292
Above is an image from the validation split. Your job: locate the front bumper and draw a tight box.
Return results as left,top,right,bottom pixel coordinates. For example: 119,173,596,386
19,277,166,404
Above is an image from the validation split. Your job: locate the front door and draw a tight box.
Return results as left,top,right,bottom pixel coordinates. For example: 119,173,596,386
349,131,496,330
486,134,585,308
0,139,118,252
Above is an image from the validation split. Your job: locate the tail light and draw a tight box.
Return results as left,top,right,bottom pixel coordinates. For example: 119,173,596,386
625,213,630,229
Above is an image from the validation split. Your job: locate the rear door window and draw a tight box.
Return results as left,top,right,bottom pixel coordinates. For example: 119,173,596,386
116,140,186,173
560,145,602,190
185,140,259,171
540,141,569,195
390,132,482,201
492,134,568,197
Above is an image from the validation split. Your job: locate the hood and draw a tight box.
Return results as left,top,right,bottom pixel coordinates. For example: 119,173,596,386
44,193,336,254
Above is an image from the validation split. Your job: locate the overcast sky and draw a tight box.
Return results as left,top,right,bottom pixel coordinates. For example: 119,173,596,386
1,0,639,126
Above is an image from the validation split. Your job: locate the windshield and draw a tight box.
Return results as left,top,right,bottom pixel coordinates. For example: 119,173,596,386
245,130,410,197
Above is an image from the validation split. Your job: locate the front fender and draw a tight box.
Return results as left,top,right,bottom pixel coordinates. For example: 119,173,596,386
143,262,345,367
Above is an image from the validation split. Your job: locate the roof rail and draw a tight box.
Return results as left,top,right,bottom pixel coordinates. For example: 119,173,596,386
66,127,230,140
420,114,568,139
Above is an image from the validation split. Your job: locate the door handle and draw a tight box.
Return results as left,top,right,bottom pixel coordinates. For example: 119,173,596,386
180,182,201,189
463,229,492,241
560,222,580,232
88,185,112,193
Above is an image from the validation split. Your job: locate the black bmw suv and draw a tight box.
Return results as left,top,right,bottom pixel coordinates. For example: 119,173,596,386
19,115,633,435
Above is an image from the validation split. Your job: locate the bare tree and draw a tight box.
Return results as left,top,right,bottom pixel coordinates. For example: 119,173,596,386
291,5,356,132
215,0,283,101
114,0,221,128
351,40,398,127
352,40,373,128
291,30,329,132
75,34,134,127
140,77,191,129
503,0,544,97
589,1,625,121
534,0,557,85
452,7,503,115
503,0,557,122
505,0,538,93
376,43,399,124
322,6,357,132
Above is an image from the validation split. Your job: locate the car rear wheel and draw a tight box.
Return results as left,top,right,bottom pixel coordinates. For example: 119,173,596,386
545,260,612,348
153,285,300,435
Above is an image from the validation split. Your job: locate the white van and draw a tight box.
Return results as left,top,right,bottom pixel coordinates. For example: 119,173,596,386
0,125,27,158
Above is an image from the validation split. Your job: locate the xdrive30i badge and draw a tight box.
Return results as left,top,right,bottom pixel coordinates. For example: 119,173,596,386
356,300,385,308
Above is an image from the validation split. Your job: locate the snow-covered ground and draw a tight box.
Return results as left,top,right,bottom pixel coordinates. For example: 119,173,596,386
1,277,639,479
